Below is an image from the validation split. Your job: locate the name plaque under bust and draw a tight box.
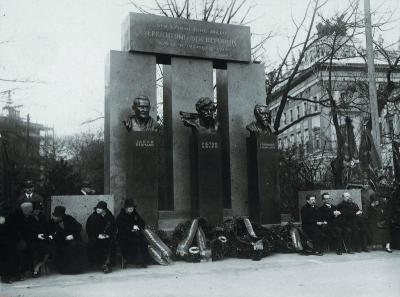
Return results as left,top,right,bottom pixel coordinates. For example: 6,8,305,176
190,133,223,226
126,131,159,228
247,134,280,224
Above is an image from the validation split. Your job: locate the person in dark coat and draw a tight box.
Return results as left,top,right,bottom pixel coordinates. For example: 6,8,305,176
50,206,86,274
300,195,328,255
337,192,369,252
0,207,23,283
318,193,345,255
28,202,52,277
15,180,44,209
8,202,35,276
86,201,116,273
116,199,149,268
367,196,392,252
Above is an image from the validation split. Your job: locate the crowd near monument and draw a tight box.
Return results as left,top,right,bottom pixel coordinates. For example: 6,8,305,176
104,12,280,227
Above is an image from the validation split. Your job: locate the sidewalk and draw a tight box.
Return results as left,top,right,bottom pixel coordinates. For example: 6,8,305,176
1,251,399,297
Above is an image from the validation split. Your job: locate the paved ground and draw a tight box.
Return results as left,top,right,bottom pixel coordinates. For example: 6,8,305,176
1,250,399,297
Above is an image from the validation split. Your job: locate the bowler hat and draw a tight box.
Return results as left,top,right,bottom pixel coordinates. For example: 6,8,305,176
124,199,136,208
94,201,107,210
23,180,34,188
52,206,66,217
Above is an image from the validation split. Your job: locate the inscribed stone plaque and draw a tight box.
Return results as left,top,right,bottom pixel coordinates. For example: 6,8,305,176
126,132,159,228
122,13,251,62
247,135,280,224
190,133,223,226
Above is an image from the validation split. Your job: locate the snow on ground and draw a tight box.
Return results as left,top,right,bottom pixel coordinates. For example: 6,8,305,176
1,251,399,297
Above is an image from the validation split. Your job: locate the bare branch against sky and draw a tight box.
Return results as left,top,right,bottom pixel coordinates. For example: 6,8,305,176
0,0,399,135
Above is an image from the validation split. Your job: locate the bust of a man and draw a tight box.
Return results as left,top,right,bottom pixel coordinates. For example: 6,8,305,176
246,104,275,136
123,95,160,132
180,97,219,134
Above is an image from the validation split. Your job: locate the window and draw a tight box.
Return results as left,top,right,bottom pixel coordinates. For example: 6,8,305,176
315,133,320,150
313,97,318,111
296,106,300,120
290,134,294,146
290,109,293,122
388,118,394,136
304,102,307,115
297,131,302,144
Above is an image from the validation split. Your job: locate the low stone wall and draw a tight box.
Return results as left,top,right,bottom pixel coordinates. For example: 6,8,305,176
51,195,114,241
298,189,362,222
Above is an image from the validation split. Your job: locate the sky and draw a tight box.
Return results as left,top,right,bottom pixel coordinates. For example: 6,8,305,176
0,0,399,135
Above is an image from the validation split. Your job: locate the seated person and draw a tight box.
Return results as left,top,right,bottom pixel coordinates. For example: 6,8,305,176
28,202,52,277
300,195,328,255
86,201,116,273
337,192,369,252
0,207,23,283
367,196,392,252
9,202,35,276
116,199,149,268
50,206,86,274
318,193,345,255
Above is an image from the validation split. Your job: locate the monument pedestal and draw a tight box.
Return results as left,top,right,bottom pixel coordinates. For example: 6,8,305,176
127,132,159,228
247,135,280,224
190,133,223,226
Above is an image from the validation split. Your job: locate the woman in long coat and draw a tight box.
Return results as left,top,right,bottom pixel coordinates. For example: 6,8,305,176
116,199,149,267
368,196,392,252
86,201,116,273
28,202,52,277
50,206,86,274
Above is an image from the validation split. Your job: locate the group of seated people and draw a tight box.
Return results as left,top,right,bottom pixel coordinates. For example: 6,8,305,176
301,192,393,255
0,189,149,284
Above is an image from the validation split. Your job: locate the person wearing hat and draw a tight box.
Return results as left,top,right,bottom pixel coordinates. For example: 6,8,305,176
50,206,86,274
86,201,116,273
80,180,96,196
116,199,149,268
16,179,44,209
0,205,23,283
28,201,52,277
337,192,369,253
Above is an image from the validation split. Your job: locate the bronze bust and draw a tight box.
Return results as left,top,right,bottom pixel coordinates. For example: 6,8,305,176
180,97,219,134
246,104,275,136
123,95,160,132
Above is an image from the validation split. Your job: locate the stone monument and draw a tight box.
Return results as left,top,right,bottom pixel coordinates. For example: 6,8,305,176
180,97,223,225
105,13,270,227
246,105,280,224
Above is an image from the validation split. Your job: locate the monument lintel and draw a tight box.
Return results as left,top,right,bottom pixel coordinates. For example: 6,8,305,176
122,12,251,63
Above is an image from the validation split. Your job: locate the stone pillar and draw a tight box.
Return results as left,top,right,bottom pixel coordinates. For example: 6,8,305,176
217,62,266,217
105,51,156,213
163,57,213,214
247,135,280,224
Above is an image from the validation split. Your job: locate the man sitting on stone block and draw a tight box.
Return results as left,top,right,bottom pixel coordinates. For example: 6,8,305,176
300,195,328,255
86,201,116,273
116,199,149,268
337,192,369,253
318,192,346,255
